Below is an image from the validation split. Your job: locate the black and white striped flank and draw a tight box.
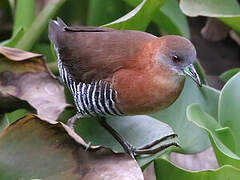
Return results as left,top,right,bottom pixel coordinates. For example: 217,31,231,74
56,51,123,117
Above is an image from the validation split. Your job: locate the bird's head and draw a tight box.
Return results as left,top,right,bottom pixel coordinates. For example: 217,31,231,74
156,35,202,86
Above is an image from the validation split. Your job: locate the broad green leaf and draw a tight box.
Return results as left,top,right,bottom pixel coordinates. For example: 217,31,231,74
219,72,240,155
87,0,126,26
0,28,24,47
114,0,190,37
13,0,35,35
15,0,67,51
153,0,190,38
0,115,144,180
179,0,240,34
187,104,240,168
75,115,177,167
154,158,240,180
187,104,237,155
220,68,240,83
76,115,176,151
104,0,166,31
151,78,219,154
180,0,240,17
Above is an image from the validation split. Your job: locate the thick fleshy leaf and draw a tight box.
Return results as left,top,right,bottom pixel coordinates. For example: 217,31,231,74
180,0,240,17
179,0,240,34
153,0,190,37
104,0,166,31
187,104,240,168
151,78,219,154
154,158,240,180
0,115,144,180
220,68,240,83
219,72,240,155
0,47,68,121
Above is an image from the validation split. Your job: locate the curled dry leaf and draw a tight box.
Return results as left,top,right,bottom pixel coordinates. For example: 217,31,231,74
0,115,144,180
0,46,68,121
0,46,42,61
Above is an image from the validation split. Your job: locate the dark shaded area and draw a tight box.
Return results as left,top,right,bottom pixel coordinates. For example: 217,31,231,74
0,93,36,114
189,17,240,89
0,1,12,41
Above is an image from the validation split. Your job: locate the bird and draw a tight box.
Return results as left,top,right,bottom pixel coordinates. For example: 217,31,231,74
48,17,201,158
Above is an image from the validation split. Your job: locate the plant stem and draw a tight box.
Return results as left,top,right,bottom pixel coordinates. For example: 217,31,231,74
15,0,67,51
13,0,35,35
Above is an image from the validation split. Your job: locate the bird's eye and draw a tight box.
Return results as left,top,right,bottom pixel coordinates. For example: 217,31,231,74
172,55,181,63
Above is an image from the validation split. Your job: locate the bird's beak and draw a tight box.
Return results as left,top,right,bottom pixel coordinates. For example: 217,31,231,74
184,64,202,87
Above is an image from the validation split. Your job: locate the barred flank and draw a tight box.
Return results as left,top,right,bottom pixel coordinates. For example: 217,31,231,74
57,55,123,117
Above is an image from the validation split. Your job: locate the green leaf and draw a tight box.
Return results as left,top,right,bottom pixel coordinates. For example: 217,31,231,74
0,28,24,47
220,68,240,83
13,0,35,35
153,0,190,38
87,0,127,26
104,0,166,31
179,0,240,34
187,104,240,168
0,109,28,132
180,0,240,17
32,43,56,62
219,72,240,155
151,78,219,154
75,115,177,167
15,0,67,51
154,158,240,180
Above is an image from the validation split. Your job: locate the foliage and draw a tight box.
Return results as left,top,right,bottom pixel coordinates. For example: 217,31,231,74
0,0,240,179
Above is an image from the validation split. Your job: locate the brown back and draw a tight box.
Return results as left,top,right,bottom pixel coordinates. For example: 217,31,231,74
49,18,156,83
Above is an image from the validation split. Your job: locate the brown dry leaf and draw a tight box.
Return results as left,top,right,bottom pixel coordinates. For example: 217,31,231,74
0,115,144,180
0,46,42,61
0,46,68,120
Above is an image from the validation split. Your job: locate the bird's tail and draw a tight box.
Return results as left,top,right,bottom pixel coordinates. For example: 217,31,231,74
48,17,67,47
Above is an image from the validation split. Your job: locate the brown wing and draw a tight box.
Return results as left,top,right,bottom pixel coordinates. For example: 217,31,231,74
48,18,156,83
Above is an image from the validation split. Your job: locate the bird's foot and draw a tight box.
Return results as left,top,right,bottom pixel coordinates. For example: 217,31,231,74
124,134,180,158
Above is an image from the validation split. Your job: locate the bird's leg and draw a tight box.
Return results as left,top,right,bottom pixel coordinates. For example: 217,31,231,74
67,113,82,129
98,117,179,158
98,116,135,158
